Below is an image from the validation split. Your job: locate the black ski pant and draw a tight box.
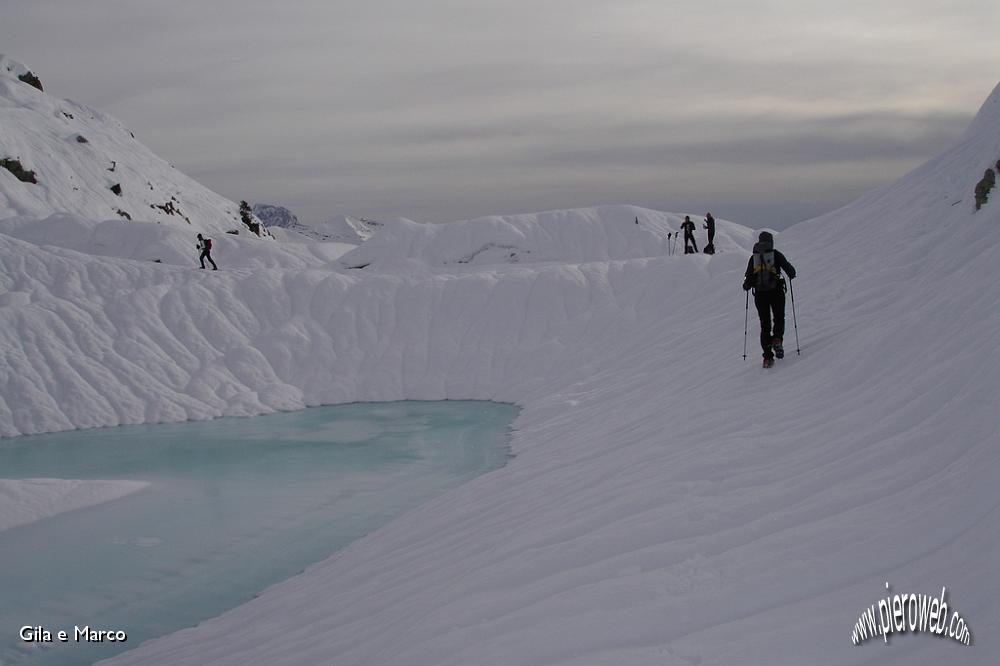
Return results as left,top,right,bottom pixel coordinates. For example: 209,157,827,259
706,228,715,247
683,231,698,254
200,250,217,270
753,288,785,357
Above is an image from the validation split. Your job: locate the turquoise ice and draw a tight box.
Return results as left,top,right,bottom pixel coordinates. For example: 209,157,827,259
0,401,515,666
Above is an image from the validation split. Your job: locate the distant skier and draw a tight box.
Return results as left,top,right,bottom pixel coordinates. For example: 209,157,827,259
680,216,698,254
196,233,217,270
703,212,716,254
743,231,796,367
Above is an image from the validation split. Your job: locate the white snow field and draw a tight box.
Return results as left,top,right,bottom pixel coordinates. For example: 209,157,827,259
0,56,997,664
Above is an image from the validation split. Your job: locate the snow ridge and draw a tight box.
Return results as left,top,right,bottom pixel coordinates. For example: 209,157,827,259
340,205,747,269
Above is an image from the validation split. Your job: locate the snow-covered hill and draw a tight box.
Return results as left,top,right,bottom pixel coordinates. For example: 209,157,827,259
317,214,380,243
340,205,744,269
290,213,381,244
0,56,266,239
0,62,997,666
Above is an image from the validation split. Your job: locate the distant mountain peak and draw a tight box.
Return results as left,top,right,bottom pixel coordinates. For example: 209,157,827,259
253,203,299,229
252,205,379,243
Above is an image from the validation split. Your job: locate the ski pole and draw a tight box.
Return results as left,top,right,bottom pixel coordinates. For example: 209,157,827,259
743,289,749,360
667,232,672,255
789,278,801,355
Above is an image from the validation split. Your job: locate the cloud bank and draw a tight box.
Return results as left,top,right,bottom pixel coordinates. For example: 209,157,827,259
2,0,998,228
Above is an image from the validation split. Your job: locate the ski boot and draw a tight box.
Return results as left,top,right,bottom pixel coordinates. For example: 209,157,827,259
772,337,784,359
762,354,774,369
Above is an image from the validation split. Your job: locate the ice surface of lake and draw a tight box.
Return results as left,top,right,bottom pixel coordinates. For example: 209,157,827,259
0,401,515,666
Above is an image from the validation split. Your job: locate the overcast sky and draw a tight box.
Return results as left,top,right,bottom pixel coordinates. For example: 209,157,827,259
3,1,999,228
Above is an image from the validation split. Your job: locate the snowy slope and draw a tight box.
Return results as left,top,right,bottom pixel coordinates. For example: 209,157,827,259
0,73,996,665
316,214,380,243
0,56,267,239
290,213,380,243
339,205,741,269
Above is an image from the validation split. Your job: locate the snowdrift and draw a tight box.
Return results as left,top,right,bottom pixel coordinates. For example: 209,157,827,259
0,62,997,664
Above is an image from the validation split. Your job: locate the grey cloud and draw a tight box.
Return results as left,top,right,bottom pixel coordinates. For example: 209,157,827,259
1,0,999,231
536,112,973,167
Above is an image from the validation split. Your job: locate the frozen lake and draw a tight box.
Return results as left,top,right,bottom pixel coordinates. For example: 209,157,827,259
0,401,516,666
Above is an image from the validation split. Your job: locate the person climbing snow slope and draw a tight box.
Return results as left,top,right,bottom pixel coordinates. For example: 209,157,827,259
196,233,218,270
743,231,796,368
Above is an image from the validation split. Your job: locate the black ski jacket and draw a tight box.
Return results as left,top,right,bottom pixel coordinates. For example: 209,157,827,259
743,250,796,290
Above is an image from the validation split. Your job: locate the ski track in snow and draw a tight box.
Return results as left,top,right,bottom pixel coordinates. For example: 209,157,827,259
0,58,998,664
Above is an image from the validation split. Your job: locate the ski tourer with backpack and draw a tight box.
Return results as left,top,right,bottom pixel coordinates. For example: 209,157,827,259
196,233,218,270
743,231,796,368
